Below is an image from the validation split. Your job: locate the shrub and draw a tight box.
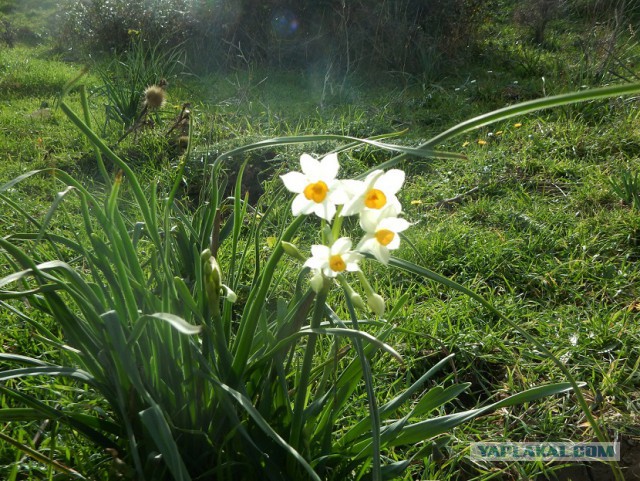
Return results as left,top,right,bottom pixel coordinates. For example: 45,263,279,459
55,0,486,75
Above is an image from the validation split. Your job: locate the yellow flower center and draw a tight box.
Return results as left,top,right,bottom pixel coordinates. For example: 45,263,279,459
304,181,329,203
375,229,395,246
364,189,387,209
329,254,347,272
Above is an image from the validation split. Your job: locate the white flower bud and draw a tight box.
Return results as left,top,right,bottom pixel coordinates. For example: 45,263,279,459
310,272,325,293
367,293,385,317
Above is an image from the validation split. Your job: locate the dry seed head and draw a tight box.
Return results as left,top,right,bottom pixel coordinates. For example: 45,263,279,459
143,84,166,109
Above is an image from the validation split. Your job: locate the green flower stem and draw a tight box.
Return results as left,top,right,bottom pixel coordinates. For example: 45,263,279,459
231,215,306,376
331,206,344,241
78,85,109,186
342,283,381,481
288,280,329,469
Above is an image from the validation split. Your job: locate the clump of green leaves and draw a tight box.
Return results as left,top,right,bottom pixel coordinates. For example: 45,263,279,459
610,169,640,210
92,33,184,134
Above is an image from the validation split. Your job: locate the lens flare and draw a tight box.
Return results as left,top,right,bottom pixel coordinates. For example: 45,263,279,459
271,9,299,38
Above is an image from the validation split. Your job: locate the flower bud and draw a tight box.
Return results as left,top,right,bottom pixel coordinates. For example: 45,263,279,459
367,293,385,317
222,285,237,303
337,275,365,310
310,272,325,293
349,292,366,310
281,241,306,261
202,249,222,304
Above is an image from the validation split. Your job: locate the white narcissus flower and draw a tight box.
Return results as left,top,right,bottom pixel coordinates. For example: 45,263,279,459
304,237,362,279
340,169,405,217
358,205,411,264
280,153,349,221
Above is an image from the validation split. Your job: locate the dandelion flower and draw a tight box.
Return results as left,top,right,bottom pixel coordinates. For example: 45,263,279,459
514,122,522,128
477,139,487,145
280,153,349,221
341,169,405,217
304,237,362,279
358,205,411,264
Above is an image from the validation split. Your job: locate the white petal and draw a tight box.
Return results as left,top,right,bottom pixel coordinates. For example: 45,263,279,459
322,266,339,278
280,171,308,193
378,203,402,218
314,200,336,221
358,237,390,264
319,153,340,181
364,170,384,187
376,246,391,264
332,237,353,254
386,235,401,250
340,197,365,217
300,153,321,177
291,194,313,216
304,257,324,269
380,216,411,233
340,179,365,198
359,209,382,233
357,234,375,250
385,196,403,214
327,180,350,205
376,169,405,194
370,243,390,264
343,251,363,270
310,244,330,261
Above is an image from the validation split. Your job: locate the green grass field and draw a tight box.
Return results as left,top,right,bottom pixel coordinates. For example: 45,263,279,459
1,1,640,480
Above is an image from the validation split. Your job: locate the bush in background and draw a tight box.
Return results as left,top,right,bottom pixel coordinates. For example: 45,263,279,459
55,0,485,77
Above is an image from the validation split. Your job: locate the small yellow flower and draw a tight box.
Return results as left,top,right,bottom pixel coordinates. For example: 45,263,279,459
265,236,277,248
477,139,487,145
410,200,422,205
495,130,503,135
462,141,470,147
514,123,522,128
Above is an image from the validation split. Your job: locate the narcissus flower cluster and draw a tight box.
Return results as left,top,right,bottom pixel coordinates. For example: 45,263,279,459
281,153,411,314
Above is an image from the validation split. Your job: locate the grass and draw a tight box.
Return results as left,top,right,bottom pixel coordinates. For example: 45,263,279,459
1,1,640,480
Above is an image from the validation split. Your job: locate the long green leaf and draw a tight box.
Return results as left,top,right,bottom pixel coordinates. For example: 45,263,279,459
253,325,403,365
0,366,94,383
140,404,192,481
374,82,640,172
212,379,323,481
36,185,76,247
0,385,119,449
128,312,202,344
348,382,578,455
